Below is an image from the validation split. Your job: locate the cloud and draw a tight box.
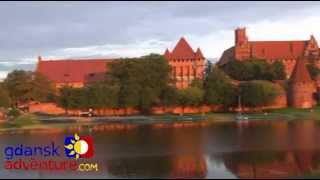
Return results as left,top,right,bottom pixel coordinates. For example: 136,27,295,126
40,39,172,59
1,1,320,80
0,71,9,80
28,2,320,62
182,7,320,59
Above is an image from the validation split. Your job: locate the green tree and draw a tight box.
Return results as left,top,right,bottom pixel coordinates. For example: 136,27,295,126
204,67,238,109
0,83,11,108
57,86,76,114
271,61,286,80
85,84,119,109
239,80,279,107
222,60,252,81
177,86,204,115
160,85,179,107
222,59,286,81
4,70,54,105
190,78,204,89
4,70,32,104
28,72,55,102
105,54,172,113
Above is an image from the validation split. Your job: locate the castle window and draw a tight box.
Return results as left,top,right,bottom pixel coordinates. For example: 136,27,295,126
89,73,95,77
64,73,70,77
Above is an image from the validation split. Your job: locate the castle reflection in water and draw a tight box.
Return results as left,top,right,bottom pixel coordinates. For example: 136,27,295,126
1,120,320,179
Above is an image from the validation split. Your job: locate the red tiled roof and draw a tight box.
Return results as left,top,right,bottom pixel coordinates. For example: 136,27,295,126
37,58,115,84
170,37,195,59
164,48,171,59
250,41,307,59
217,47,234,66
218,40,308,66
290,58,312,83
195,48,204,59
164,37,205,60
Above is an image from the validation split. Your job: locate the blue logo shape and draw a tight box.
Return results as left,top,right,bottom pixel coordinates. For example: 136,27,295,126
64,135,77,159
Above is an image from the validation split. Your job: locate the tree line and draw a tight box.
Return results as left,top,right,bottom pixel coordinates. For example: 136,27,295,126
0,55,299,114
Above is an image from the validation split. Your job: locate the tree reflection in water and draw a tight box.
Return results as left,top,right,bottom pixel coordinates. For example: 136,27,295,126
2,120,320,178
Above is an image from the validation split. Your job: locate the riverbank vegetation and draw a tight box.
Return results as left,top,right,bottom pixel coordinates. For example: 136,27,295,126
2,70,54,106
54,55,286,114
0,55,319,119
221,58,286,81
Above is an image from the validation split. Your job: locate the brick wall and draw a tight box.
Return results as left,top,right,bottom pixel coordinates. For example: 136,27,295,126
29,103,219,116
0,111,5,121
28,85,288,116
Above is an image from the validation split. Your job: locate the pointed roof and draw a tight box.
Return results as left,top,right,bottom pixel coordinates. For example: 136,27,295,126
170,37,195,59
290,58,312,83
310,34,316,41
195,48,204,59
306,35,318,48
164,48,171,59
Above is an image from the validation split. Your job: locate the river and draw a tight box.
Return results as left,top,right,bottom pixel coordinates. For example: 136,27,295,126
0,119,320,179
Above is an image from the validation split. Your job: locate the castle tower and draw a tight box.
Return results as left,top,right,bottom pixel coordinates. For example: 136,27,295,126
289,58,316,108
234,27,250,60
164,37,205,89
35,55,42,72
235,27,248,46
304,35,319,60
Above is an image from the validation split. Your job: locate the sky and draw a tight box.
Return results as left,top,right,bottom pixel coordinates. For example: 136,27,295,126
1,1,320,79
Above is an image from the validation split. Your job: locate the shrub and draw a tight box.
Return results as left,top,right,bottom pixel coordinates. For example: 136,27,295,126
239,80,279,107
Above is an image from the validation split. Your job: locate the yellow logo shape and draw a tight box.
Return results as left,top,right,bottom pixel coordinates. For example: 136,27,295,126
64,133,89,159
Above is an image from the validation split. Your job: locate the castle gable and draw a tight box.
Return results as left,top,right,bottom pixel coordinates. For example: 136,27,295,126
164,37,206,89
170,37,196,60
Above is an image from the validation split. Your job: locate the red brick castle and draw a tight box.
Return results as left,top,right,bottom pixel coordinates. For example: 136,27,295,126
164,37,206,89
218,27,319,108
35,29,319,110
36,37,205,90
289,58,317,108
219,27,320,79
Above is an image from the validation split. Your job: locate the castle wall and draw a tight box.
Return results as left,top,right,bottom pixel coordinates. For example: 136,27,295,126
169,58,205,89
289,82,317,108
28,102,216,116
29,84,287,116
234,44,250,60
0,111,6,121
282,59,297,79
55,82,84,89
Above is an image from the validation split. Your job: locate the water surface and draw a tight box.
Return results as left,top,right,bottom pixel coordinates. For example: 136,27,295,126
1,119,320,179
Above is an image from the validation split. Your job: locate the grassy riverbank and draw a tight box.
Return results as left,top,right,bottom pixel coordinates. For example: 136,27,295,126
1,106,320,131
